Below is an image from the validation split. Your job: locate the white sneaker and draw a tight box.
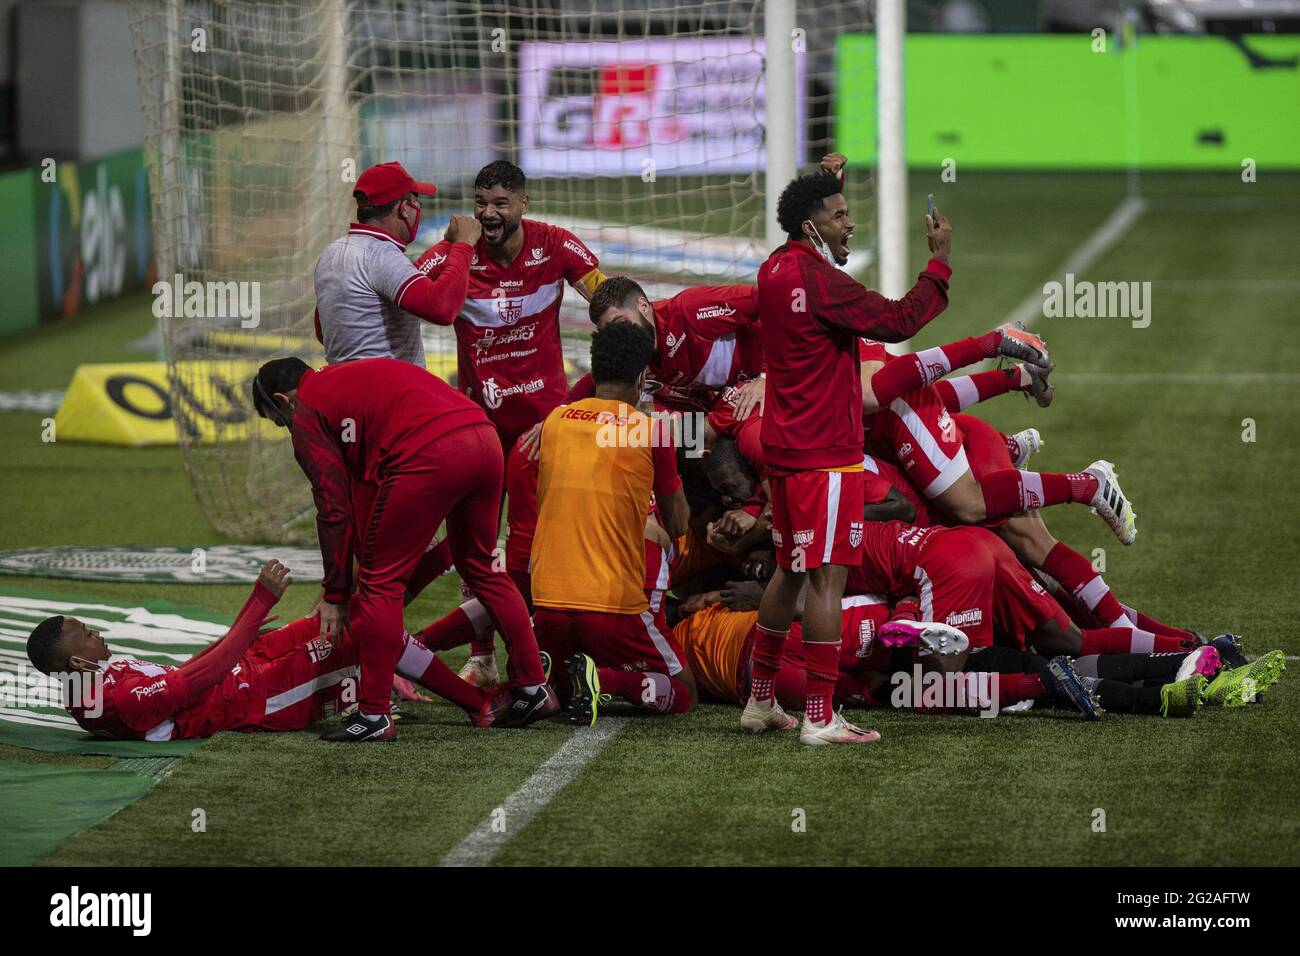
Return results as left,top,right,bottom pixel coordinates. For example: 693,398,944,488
1084,459,1138,545
799,709,881,746
1008,427,1043,468
879,619,969,656
740,695,799,733
458,654,499,687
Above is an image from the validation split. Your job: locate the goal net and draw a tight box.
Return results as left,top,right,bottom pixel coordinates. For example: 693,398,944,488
128,0,882,542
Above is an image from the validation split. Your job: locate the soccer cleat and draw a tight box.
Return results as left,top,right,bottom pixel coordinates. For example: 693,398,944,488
1159,675,1207,718
1008,428,1044,468
458,653,499,687
320,712,396,742
1084,460,1138,545
1174,645,1221,683
740,695,799,733
1042,656,1105,721
1209,633,1249,670
878,619,969,656
1023,364,1054,408
470,684,512,728
995,321,1052,370
564,653,600,727
799,709,881,746
1205,650,1286,707
539,650,552,683
494,684,562,727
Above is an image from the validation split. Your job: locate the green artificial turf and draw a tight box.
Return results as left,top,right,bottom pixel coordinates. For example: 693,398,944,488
3,172,1298,866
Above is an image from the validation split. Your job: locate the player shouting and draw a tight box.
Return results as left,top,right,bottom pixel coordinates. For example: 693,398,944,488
744,169,954,745
415,161,606,455
251,356,551,741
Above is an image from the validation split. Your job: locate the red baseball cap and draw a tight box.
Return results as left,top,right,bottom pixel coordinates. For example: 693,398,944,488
354,162,437,206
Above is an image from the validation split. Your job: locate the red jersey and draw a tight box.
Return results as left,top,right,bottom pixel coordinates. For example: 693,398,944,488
846,520,948,598
756,242,951,470
863,453,933,527
68,659,259,741
648,285,762,412
707,384,766,472
292,359,487,601
415,219,599,438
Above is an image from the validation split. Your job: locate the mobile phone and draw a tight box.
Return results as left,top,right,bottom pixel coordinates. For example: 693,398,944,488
927,193,937,222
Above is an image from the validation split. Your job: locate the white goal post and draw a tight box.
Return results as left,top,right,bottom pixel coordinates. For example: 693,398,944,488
128,0,900,541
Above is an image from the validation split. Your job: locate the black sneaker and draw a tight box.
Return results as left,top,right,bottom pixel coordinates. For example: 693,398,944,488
1210,633,1249,670
494,684,561,728
1042,656,1105,721
320,712,396,742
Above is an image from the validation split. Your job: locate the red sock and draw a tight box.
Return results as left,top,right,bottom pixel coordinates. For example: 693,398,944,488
1121,604,1200,642
396,635,486,712
979,470,1098,518
935,367,1023,412
1080,628,1197,655
1041,542,1129,628
871,333,1000,406
803,640,840,726
996,673,1047,707
417,603,486,652
597,668,692,714
750,624,788,702
469,633,496,657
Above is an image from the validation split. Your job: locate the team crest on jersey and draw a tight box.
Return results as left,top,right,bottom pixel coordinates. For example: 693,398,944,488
307,637,333,664
495,297,524,324
856,618,876,658
848,521,864,547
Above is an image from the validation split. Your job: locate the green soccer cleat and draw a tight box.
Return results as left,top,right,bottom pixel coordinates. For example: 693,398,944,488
1204,650,1286,707
564,652,601,727
1159,674,1207,718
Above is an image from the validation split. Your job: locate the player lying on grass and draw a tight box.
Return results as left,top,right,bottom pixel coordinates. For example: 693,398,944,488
673,596,1284,720
22,561,531,740
252,355,552,741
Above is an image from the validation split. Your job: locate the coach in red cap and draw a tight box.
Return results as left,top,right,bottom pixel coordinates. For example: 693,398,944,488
312,161,482,368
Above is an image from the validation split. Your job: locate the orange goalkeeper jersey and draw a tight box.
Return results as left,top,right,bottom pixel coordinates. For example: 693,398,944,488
532,398,682,614
672,605,757,704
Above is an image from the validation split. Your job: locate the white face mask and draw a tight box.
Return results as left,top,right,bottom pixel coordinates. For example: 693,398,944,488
803,219,838,267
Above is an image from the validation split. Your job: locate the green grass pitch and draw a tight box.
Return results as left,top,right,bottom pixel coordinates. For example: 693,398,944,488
2,171,1298,866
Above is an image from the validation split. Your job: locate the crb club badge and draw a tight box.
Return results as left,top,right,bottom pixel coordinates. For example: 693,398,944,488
849,522,864,547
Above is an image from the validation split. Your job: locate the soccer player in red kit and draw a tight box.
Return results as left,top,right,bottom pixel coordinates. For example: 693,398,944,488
414,161,606,454
744,171,954,745
23,561,524,738
567,275,766,416
251,356,552,741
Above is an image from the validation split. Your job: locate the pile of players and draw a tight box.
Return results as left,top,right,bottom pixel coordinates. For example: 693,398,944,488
24,157,1285,745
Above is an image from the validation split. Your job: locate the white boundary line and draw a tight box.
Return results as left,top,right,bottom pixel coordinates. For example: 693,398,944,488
1003,194,1148,332
439,718,627,867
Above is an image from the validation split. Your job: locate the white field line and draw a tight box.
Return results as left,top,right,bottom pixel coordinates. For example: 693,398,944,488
1003,195,1148,333
439,718,627,867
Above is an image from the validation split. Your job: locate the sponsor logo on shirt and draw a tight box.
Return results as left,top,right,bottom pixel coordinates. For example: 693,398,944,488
498,278,524,289
483,377,546,410
474,322,538,355
130,679,168,700
694,303,736,322
848,521,864,548
664,331,686,358
792,529,816,547
418,251,446,273
563,238,595,267
524,247,551,267
898,441,914,461
945,608,983,629
856,617,876,658
771,529,783,547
